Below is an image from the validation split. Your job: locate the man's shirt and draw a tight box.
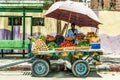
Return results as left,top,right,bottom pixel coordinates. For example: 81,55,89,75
66,29,78,38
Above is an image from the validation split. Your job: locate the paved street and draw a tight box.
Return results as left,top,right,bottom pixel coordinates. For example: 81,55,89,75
0,54,120,80
0,71,120,80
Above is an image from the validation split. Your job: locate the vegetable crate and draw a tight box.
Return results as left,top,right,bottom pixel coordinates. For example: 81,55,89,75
31,49,103,77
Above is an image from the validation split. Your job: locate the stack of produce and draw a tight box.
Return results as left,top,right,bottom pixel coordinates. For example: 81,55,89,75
65,37,73,41
46,35,56,41
85,32,100,43
46,35,56,44
55,35,64,45
32,39,48,54
77,40,90,47
47,42,59,50
77,40,90,49
39,35,46,42
75,33,85,40
60,41,75,47
31,35,46,42
31,36,38,42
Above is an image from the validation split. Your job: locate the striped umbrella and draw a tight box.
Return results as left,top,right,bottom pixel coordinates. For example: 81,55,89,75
45,1,101,28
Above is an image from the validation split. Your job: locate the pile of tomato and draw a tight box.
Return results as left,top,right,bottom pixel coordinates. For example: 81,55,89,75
60,41,75,47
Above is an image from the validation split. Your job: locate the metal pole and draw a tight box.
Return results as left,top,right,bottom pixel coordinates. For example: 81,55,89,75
11,17,14,53
11,17,14,40
30,17,33,36
95,28,99,34
57,20,61,34
65,13,71,36
23,7,26,58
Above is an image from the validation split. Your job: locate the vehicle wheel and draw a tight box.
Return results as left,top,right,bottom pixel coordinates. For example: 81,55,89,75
72,60,90,77
32,59,49,77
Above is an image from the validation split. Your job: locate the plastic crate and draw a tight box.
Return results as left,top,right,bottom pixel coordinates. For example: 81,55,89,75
90,43,101,49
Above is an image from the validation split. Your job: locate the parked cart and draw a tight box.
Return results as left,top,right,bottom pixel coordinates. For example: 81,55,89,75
0,41,103,77
0,1,103,78
29,0,104,77
31,47,103,77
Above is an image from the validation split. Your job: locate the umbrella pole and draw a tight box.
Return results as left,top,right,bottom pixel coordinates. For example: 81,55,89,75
65,13,72,36
95,28,99,34
61,23,68,36
65,23,69,36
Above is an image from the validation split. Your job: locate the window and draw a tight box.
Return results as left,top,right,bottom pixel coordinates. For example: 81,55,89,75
32,17,45,26
8,17,22,26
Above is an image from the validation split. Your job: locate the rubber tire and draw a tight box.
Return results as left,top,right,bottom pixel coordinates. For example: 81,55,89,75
72,60,90,77
32,59,49,77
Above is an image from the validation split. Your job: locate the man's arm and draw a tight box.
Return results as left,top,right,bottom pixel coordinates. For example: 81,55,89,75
65,29,70,37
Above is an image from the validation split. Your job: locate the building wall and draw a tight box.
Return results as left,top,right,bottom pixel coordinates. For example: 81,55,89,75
0,11,57,36
91,0,120,10
55,0,79,2
0,10,120,36
54,0,120,9
116,0,120,9
99,11,120,36
104,0,109,8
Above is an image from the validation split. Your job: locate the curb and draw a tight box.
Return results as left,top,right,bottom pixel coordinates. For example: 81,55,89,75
0,63,31,71
96,64,120,72
1,63,120,72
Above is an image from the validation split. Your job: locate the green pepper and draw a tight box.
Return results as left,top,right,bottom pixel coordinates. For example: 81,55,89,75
48,42,59,50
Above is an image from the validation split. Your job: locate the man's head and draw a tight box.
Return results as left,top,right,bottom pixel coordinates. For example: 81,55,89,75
71,23,75,29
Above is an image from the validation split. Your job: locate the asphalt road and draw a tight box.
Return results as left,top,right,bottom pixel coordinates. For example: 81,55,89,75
0,54,120,80
0,71,120,80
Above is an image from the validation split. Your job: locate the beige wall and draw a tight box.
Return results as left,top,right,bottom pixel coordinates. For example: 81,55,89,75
99,11,120,36
61,11,120,36
60,11,120,36
0,11,120,36
0,11,57,36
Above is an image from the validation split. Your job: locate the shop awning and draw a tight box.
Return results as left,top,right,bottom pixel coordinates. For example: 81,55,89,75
0,0,54,12
0,3,43,12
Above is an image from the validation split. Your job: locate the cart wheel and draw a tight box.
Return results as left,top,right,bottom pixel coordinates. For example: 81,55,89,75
32,59,49,77
72,60,90,77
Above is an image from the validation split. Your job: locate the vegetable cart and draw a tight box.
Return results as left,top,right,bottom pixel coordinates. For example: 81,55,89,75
31,47,103,77
0,46,103,77
31,0,103,77
0,1,103,77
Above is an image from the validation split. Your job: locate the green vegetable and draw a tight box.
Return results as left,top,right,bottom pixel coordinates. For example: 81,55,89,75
31,35,46,42
39,35,46,42
77,40,90,46
47,42,59,50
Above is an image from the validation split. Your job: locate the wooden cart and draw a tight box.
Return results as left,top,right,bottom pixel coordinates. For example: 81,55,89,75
31,48,103,77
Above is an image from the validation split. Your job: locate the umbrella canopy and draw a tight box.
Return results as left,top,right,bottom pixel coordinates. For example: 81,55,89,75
45,1,101,28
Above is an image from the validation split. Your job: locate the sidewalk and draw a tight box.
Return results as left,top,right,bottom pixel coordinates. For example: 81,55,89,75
0,54,120,71
0,59,31,71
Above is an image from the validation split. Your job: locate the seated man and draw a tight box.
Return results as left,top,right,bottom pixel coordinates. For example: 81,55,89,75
66,23,78,39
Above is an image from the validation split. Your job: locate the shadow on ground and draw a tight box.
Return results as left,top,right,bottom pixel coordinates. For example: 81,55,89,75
0,54,29,59
47,71,102,78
